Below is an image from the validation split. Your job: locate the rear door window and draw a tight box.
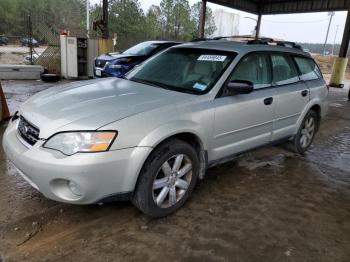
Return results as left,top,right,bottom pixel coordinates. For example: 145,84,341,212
271,54,300,86
294,56,321,81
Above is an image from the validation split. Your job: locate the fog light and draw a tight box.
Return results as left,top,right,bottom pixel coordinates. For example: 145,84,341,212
67,181,83,196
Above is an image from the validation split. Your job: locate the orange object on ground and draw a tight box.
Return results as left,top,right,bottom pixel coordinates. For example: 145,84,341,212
0,81,11,121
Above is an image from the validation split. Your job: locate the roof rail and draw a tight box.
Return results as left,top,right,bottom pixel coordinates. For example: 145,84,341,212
190,35,304,51
190,35,266,42
191,37,209,42
247,39,303,51
212,35,257,40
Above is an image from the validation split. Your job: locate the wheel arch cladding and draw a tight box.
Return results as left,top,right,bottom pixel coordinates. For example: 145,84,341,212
309,104,321,130
135,131,207,194
295,100,322,134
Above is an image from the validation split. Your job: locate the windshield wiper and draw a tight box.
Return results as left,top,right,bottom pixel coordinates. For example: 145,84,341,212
175,88,200,95
130,78,170,90
130,78,200,95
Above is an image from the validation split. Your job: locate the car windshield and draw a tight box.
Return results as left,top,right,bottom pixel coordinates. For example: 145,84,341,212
126,48,235,94
123,42,160,56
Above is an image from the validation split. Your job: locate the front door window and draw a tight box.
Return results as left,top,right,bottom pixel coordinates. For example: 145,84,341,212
229,53,272,90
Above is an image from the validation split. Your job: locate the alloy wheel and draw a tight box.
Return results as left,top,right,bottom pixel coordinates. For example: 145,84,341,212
300,116,315,148
152,154,193,208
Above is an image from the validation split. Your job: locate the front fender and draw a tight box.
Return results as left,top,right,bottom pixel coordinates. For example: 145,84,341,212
137,120,208,150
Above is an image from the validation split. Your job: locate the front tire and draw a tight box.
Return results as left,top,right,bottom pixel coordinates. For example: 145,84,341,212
289,110,318,154
132,139,199,218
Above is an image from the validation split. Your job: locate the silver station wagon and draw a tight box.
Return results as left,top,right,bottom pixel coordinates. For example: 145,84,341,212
3,38,328,217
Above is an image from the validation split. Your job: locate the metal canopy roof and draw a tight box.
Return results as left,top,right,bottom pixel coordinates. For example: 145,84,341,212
208,0,350,15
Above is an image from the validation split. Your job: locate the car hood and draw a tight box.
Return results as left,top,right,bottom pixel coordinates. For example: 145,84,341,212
96,53,143,62
20,78,192,138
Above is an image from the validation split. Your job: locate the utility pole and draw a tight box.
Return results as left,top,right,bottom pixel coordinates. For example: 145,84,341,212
86,0,90,37
93,0,109,38
28,15,33,65
323,12,335,55
102,0,109,38
332,24,339,55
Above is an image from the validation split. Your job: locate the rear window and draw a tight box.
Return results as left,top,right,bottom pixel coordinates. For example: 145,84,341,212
294,56,322,81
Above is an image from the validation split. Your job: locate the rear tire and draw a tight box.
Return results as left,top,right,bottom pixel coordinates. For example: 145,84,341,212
41,73,61,82
288,110,318,154
132,139,199,218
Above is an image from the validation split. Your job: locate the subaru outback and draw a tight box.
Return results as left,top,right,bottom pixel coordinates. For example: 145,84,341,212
3,39,328,217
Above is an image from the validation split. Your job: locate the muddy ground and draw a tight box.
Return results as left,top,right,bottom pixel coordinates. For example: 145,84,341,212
0,80,350,262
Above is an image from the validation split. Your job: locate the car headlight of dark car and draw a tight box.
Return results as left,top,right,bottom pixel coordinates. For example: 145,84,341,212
108,64,122,69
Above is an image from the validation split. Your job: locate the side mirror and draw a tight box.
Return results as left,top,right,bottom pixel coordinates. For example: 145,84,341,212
226,80,254,95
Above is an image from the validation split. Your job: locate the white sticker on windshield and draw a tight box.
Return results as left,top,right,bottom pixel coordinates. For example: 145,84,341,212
198,55,227,62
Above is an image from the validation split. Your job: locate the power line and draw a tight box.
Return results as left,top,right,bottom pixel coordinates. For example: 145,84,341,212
263,19,329,24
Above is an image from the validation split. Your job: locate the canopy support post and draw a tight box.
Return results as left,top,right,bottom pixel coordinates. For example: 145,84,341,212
199,0,207,38
255,13,262,39
330,9,350,88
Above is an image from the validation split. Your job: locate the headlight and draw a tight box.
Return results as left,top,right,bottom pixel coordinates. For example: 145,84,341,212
43,131,117,156
109,64,122,69
104,62,110,69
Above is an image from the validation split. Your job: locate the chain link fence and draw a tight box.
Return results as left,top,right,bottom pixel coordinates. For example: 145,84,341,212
0,2,86,74
0,36,46,66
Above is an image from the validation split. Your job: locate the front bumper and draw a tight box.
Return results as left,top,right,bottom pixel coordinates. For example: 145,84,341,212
94,67,108,78
95,69,123,78
3,120,152,204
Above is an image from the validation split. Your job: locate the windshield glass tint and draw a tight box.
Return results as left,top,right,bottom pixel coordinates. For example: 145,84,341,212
126,48,235,94
123,42,159,56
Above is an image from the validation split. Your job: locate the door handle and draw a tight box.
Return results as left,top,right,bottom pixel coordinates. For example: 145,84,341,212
264,97,273,105
301,90,308,97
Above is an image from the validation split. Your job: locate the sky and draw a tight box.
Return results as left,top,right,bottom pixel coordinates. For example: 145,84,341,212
90,0,348,44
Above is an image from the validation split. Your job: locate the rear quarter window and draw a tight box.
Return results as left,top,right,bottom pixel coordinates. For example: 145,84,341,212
294,56,322,81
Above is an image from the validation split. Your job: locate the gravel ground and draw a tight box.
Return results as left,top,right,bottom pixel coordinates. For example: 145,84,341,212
0,80,349,262
0,46,46,65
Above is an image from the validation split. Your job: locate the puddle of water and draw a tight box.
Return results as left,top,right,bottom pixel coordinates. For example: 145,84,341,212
329,103,343,108
238,154,286,171
307,131,350,173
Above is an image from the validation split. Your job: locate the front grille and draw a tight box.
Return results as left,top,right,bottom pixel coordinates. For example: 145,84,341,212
95,59,107,68
17,116,40,146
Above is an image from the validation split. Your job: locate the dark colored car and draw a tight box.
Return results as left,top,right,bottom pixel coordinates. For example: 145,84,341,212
0,36,8,45
20,37,39,47
94,41,181,78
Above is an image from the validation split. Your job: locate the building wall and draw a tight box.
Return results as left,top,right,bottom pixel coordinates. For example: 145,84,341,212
211,9,240,37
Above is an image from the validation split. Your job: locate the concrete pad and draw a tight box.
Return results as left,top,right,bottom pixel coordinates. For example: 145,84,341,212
0,65,44,80
0,80,349,261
